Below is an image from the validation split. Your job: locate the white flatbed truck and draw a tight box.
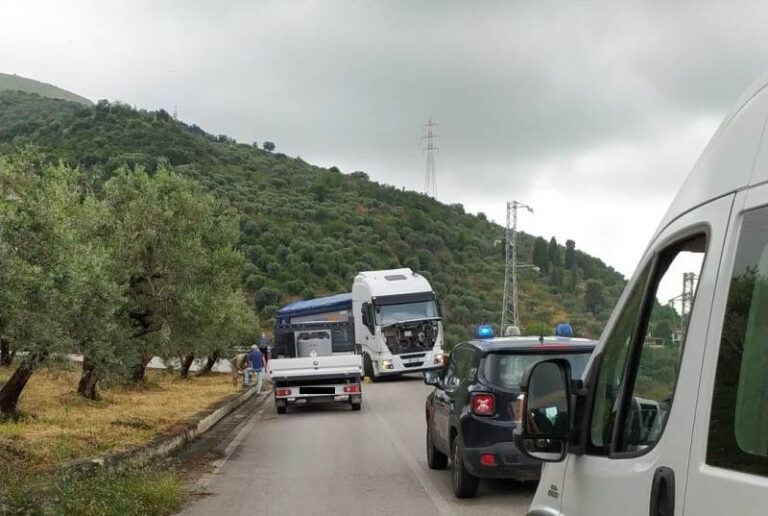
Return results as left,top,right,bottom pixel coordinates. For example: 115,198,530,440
270,294,363,414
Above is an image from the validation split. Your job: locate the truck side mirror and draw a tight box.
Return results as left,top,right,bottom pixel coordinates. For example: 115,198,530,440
514,359,572,462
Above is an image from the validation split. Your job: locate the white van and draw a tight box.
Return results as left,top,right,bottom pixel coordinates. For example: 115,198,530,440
515,73,768,516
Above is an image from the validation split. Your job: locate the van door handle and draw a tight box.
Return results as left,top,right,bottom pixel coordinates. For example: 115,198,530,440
650,466,675,516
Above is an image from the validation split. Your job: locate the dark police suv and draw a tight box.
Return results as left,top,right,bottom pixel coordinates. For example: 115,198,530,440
423,327,596,498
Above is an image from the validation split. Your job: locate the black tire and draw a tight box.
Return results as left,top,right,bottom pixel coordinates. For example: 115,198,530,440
451,437,478,498
363,354,376,382
351,402,362,411
426,420,448,470
277,405,287,414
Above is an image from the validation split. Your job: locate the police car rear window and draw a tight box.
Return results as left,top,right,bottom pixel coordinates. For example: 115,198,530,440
483,351,591,388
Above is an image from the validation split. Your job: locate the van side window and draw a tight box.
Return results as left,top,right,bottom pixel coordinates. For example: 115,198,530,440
589,234,706,454
708,206,768,476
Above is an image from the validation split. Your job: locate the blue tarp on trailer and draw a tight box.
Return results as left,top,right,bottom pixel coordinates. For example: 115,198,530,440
276,293,352,320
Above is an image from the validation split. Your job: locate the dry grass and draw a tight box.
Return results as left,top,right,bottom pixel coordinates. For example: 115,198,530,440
0,363,242,471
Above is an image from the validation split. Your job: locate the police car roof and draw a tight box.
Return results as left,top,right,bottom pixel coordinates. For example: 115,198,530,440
462,336,597,353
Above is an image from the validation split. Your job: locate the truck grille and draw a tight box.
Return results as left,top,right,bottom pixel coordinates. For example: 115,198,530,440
403,362,425,368
399,352,426,359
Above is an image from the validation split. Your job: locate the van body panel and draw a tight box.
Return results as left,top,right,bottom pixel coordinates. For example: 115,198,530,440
683,185,768,515
656,84,768,239
554,195,733,516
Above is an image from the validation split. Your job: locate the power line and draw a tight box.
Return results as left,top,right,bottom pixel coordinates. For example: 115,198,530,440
421,118,439,198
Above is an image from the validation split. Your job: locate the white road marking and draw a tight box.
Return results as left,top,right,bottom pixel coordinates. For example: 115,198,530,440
195,406,264,490
369,398,457,516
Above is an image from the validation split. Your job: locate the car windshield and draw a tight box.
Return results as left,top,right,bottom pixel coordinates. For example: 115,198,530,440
483,351,592,388
374,300,439,326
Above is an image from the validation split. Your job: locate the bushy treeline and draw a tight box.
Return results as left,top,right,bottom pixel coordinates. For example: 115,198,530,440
0,154,256,416
0,90,626,350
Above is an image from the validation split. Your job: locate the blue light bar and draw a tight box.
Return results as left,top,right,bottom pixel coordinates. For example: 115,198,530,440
555,323,573,337
477,325,494,339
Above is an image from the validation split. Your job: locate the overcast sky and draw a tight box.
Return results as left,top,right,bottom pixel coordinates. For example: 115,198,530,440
3,1,768,276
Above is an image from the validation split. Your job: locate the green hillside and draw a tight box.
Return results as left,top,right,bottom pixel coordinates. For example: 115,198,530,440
0,90,628,345
0,72,92,106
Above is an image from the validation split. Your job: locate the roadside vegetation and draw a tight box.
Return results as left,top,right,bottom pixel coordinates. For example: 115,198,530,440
0,364,239,470
0,151,254,514
2,462,183,516
0,360,241,515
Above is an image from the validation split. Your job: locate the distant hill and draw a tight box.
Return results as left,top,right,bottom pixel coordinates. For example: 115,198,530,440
0,90,628,345
0,73,92,106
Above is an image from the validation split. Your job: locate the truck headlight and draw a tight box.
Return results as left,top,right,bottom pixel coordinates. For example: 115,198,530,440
434,353,445,365
381,359,394,370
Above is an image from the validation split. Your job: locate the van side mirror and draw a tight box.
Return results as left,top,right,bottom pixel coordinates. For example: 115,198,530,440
423,370,441,386
514,358,572,462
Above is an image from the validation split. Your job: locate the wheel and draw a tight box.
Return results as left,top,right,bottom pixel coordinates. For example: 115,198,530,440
363,354,376,382
451,437,478,498
277,405,287,414
351,402,361,411
426,419,448,470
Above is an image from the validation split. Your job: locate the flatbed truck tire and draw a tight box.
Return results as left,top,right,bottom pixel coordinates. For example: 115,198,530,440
351,402,361,411
277,405,287,414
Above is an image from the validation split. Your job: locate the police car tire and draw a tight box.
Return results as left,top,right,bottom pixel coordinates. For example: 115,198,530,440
426,420,448,470
451,438,478,498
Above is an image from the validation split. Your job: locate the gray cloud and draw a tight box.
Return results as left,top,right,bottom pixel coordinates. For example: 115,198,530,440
2,0,768,273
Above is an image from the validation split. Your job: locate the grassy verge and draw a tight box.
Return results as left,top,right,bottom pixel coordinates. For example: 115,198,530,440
0,362,241,470
0,360,247,515
1,462,183,516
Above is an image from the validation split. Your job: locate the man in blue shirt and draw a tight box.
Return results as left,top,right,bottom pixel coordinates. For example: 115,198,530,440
244,345,264,393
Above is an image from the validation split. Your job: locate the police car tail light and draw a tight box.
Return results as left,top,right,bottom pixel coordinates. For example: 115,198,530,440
343,384,361,393
276,388,292,397
480,453,497,466
471,393,495,416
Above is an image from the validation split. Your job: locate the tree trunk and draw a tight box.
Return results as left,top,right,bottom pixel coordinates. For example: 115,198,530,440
0,354,44,415
180,354,195,379
131,355,152,384
0,338,14,367
77,357,101,400
197,351,219,376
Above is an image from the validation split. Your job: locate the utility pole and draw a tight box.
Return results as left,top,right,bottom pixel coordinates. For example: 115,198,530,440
681,272,697,330
501,200,533,333
667,271,698,346
422,118,439,198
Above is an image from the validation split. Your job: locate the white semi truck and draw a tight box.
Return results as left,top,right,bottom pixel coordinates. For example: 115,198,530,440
353,268,445,380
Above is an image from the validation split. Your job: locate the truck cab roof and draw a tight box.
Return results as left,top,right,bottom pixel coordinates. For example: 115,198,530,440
353,268,434,299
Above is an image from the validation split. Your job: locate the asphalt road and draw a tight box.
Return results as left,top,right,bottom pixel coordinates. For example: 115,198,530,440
180,375,535,516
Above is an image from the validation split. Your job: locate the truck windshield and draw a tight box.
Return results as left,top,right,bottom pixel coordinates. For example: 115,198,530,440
374,300,439,326
483,351,591,388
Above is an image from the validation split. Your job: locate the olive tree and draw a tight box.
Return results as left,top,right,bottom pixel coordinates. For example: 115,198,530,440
0,159,122,414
